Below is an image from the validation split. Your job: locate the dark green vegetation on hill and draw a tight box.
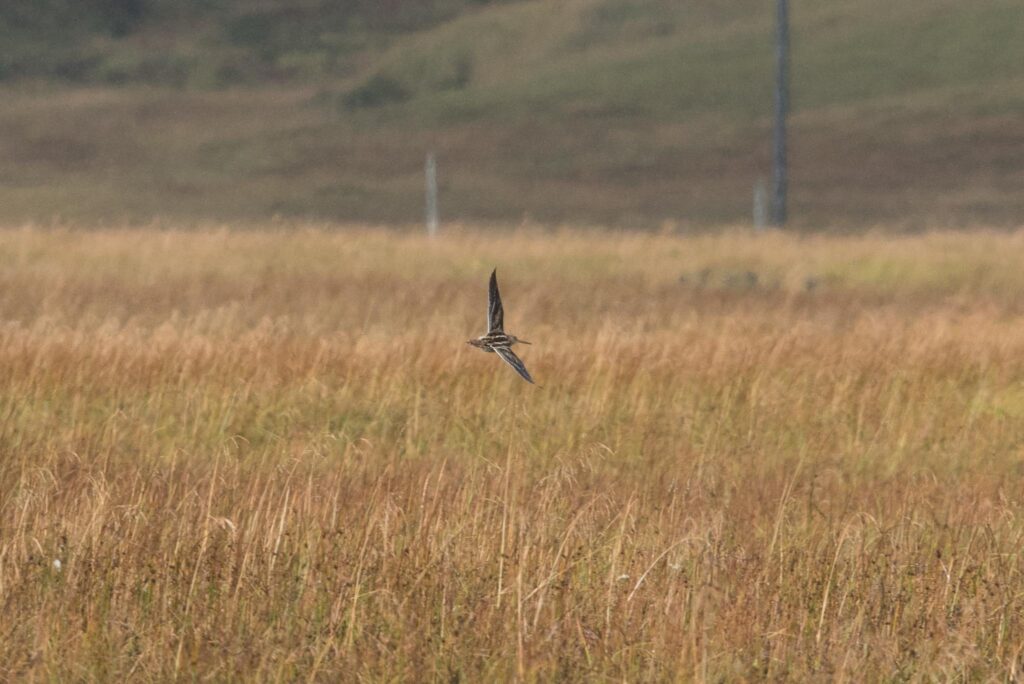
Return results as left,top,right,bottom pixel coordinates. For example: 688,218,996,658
0,0,1021,227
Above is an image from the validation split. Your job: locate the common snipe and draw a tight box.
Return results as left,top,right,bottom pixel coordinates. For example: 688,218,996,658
467,269,534,384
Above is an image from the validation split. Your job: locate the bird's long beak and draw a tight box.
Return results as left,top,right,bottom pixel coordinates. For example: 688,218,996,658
520,339,532,345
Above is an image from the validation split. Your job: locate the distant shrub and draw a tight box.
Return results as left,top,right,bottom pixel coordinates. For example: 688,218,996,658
95,51,191,86
342,74,410,108
439,52,473,90
52,55,105,82
225,13,277,48
94,0,149,37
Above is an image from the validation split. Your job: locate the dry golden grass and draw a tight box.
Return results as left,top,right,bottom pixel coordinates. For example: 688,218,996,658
2,225,1024,680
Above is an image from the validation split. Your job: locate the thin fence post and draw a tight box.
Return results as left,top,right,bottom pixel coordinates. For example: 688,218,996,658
753,178,767,231
425,152,439,237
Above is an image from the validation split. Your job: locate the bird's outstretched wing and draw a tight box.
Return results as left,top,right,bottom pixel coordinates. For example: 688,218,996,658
494,346,534,384
487,268,504,333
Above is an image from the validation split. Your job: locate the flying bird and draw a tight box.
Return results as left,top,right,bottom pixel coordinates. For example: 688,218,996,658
467,269,535,384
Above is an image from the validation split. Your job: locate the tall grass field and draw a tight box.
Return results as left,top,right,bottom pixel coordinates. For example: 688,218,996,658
2,225,1024,679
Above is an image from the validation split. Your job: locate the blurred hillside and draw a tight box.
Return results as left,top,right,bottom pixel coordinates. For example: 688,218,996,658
0,0,1021,228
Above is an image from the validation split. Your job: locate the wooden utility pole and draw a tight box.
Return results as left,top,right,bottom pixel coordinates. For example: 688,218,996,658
771,0,789,226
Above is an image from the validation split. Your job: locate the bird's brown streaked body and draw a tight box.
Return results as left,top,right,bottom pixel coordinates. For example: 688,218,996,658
467,269,535,384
